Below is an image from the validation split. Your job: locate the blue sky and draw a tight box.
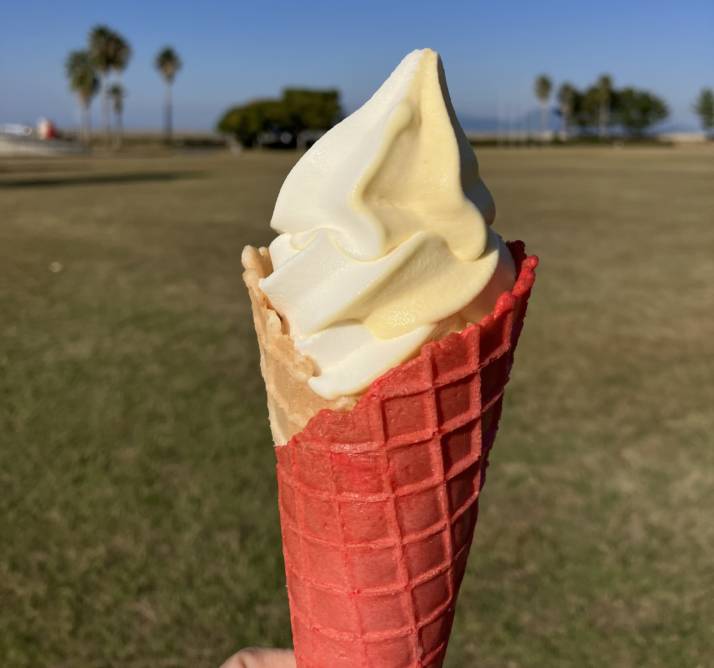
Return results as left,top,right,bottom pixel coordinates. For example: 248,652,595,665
1,0,712,132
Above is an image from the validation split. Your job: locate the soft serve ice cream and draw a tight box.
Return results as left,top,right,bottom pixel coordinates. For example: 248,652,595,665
260,48,515,399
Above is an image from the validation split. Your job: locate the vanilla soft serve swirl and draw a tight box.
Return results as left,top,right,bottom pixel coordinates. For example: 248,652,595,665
260,49,515,398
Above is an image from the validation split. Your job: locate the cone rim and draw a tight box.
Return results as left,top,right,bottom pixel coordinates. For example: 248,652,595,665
277,240,538,450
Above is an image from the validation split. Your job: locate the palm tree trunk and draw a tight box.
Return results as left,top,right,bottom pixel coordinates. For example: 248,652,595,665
164,81,173,144
599,104,609,139
599,104,604,138
114,75,124,148
80,100,90,145
540,102,547,140
114,111,123,149
101,75,111,145
77,97,84,143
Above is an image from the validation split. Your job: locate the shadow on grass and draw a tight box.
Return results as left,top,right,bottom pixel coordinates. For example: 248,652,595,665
0,171,203,189
0,162,92,175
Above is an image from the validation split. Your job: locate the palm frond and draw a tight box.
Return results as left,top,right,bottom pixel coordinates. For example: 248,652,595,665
155,47,182,83
65,49,99,106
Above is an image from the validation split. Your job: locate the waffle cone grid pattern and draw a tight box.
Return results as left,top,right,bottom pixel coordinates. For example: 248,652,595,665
275,242,537,668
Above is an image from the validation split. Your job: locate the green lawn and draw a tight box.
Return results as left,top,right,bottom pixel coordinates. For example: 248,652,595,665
1,147,712,668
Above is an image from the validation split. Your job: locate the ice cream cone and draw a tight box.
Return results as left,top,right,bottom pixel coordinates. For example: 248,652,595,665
242,241,537,668
242,246,358,445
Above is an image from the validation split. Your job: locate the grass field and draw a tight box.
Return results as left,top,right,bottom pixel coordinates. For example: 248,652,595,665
1,147,713,668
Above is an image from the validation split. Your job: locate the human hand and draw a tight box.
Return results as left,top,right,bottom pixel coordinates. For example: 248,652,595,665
220,647,295,668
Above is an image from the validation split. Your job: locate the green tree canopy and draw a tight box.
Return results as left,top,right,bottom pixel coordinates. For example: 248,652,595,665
282,89,341,132
562,79,666,138
693,88,714,136
218,89,342,147
573,83,616,131
217,100,290,147
614,87,668,136
573,86,599,129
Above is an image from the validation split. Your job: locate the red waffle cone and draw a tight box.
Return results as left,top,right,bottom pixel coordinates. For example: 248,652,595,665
269,242,537,667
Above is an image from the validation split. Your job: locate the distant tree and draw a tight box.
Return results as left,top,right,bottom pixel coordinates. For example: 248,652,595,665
282,88,342,133
65,50,99,144
595,75,613,137
614,87,669,136
557,82,578,139
155,47,182,143
534,74,552,137
693,88,714,138
218,100,291,147
573,87,598,131
89,26,131,142
107,83,126,146
218,88,342,148
573,82,615,135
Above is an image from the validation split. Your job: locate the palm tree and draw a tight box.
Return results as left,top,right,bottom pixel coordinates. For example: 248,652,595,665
155,47,182,143
596,74,613,138
111,32,131,93
65,50,99,144
557,83,577,140
534,74,552,139
89,26,132,142
107,83,126,147
88,26,114,139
